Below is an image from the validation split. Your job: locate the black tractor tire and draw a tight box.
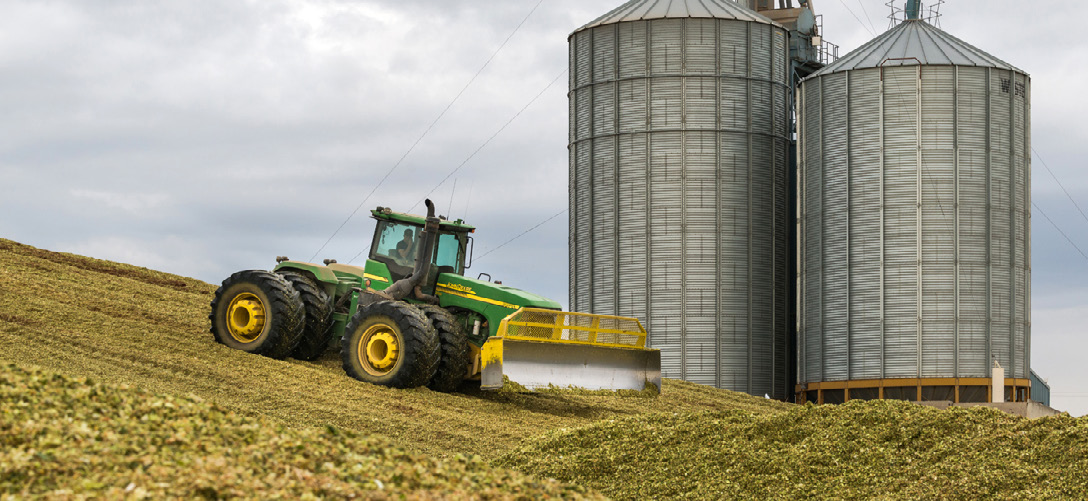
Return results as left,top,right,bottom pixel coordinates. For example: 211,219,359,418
341,301,440,389
417,305,470,392
277,270,333,361
209,270,305,360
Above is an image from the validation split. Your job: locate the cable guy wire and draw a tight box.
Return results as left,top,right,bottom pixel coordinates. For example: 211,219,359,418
345,66,565,266
1033,147,1088,226
838,0,876,36
407,67,569,213
856,0,880,35
475,208,567,262
1033,201,1088,261
309,0,546,262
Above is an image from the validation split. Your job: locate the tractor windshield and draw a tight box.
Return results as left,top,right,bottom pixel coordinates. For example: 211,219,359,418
370,220,468,278
372,221,421,268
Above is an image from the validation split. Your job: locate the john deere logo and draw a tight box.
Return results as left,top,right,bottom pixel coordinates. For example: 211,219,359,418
439,283,474,295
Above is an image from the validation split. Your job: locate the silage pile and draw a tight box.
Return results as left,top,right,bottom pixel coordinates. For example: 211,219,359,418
0,364,598,499
0,238,789,461
499,400,1088,500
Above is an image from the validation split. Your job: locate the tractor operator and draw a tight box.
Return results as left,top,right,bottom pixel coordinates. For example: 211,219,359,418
395,228,415,265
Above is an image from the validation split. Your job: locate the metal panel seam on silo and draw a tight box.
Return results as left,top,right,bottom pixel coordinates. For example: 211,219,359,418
845,70,852,381
985,66,992,375
642,20,652,349
818,74,825,382
1024,76,1032,378
1007,67,1016,378
613,24,621,329
745,19,753,394
797,85,805,386
714,18,722,390
953,66,959,378
588,30,595,317
771,25,780,394
879,65,886,381
915,64,922,380
680,17,689,383
570,34,577,314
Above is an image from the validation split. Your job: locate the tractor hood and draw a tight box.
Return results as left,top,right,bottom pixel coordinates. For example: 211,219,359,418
433,274,561,341
434,274,561,311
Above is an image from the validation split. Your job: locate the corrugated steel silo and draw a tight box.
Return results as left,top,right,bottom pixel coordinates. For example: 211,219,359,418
797,19,1031,403
568,0,791,397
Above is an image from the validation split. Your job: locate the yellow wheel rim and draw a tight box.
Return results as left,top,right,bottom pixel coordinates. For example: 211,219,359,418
358,323,401,376
226,292,266,343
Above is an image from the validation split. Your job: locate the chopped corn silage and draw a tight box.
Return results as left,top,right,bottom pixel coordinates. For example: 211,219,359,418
0,363,598,499
498,400,1088,500
0,238,789,464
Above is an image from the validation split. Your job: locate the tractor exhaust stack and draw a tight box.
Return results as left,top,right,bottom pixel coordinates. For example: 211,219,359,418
380,199,439,302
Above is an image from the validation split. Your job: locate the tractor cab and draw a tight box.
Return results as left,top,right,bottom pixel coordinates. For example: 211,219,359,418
368,207,474,291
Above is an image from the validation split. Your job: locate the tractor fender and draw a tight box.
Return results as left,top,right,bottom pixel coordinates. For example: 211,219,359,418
273,261,339,284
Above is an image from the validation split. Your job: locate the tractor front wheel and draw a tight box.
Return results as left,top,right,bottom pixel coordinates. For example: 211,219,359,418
341,301,439,388
209,270,305,359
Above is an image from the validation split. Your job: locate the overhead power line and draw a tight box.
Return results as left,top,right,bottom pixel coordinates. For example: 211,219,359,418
309,0,546,262
1033,146,1088,226
408,67,569,213
856,0,880,35
475,208,567,262
838,0,876,36
346,67,568,265
1033,201,1088,262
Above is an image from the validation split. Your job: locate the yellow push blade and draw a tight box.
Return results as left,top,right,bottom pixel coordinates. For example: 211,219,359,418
480,308,661,392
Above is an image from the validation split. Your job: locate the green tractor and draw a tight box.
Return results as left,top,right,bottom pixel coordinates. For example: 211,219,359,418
210,200,660,392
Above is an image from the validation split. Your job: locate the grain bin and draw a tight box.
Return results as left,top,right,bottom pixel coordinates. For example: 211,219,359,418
568,0,791,398
797,18,1031,404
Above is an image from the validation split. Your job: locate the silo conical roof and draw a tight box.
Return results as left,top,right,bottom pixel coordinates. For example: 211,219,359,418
809,19,1023,77
573,0,778,35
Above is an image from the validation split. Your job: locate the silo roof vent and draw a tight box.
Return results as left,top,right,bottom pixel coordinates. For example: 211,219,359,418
573,0,779,36
807,18,1022,77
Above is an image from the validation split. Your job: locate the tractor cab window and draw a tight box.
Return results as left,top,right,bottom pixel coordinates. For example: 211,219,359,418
371,221,422,270
432,232,467,275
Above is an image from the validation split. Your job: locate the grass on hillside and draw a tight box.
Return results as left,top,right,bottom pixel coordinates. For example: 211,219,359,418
0,363,597,500
498,400,1088,500
0,237,789,463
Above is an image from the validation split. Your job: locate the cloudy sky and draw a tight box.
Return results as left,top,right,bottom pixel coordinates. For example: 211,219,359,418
2,0,1085,414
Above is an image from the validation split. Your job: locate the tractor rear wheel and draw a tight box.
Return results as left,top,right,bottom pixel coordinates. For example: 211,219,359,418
341,301,439,388
277,270,333,361
209,270,305,359
417,305,470,392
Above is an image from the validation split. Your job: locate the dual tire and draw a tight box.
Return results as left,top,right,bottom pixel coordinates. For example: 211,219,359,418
416,305,470,392
276,270,333,360
210,269,334,361
340,301,439,389
340,301,471,391
209,270,305,360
